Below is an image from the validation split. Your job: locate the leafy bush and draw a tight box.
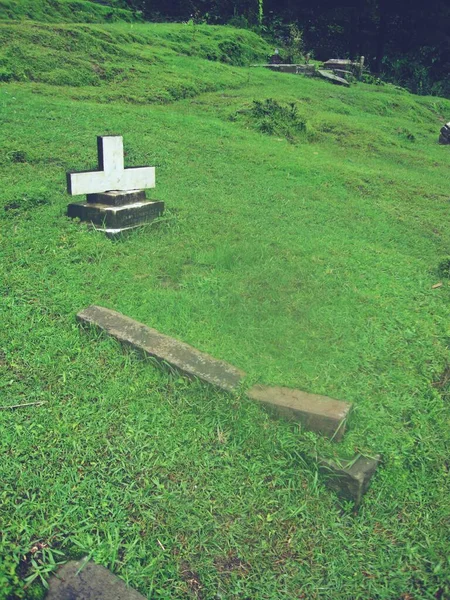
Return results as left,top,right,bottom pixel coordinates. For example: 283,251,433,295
239,98,307,143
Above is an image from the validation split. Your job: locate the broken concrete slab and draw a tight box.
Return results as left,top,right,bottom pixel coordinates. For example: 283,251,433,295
246,385,351,440
46,559,145,600
317,69,350,87
77,305,246,392
318,454,381,506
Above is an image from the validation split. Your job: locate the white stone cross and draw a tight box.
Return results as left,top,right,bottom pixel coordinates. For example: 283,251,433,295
67,136,155,196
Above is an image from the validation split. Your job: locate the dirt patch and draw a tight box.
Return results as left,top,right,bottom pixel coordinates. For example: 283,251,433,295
214,553,249,575
432,365,450,393
180,561,203,599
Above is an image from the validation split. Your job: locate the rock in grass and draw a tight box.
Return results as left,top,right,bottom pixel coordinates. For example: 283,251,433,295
46,559,146,599
318,454,381,507
247,385,351,440
77,305,246,392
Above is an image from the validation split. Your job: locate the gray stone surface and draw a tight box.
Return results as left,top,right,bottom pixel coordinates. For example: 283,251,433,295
67,199,164,229
317,69,350,87
87,189,147,207
77,305,246,392
319,454,381,506
246,385,351,440
46,559,146,600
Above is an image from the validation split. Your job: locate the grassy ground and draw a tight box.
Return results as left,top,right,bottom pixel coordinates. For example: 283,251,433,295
0,0,136,23
1,15,450,600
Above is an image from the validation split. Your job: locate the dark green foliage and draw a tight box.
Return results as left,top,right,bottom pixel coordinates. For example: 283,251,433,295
438,258,450,279
242,98,307,142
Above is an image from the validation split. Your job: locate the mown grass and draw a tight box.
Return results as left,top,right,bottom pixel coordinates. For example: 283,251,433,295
1,17,450,600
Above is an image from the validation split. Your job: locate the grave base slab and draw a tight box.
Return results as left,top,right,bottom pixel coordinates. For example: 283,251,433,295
45,559,145,600
318,454,381,507
246,385,351,440
67,199,164,230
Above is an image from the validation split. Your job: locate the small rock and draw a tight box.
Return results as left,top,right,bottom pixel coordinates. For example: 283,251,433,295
46,559,146,600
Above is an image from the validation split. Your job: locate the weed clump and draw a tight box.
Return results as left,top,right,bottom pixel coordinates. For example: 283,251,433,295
239,98,307,143
438,257,450,278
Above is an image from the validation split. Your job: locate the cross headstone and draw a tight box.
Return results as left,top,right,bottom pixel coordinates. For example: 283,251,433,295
66,135,164,238
67,136,155,196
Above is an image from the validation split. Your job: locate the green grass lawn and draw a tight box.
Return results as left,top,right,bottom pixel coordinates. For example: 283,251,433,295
1,15,450,600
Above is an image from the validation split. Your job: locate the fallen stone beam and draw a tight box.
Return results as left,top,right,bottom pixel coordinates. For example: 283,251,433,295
317,69,350,87
46,559,146,600
77,305,245,392
318,454,381,507
247,385,351,441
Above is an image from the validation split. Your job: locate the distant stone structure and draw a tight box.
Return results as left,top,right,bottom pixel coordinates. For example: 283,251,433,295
67,135,164,237
439,122,450,144
270,48,282,64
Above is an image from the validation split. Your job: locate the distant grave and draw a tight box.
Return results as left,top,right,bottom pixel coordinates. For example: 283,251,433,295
67,136,164,237
439,122,450,144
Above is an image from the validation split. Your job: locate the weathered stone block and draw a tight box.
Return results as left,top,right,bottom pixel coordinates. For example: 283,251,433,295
317,69,350,87
46,559,145,600
67,199,164,229
246,385,351,440
318,454,381,506
86,189,146,207
77,305,246,392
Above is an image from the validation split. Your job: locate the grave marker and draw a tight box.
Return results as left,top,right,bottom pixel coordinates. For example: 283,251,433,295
67,135,164,237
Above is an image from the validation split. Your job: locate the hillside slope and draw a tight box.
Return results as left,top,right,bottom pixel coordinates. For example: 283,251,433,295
0,0,136,23
1,15,450,600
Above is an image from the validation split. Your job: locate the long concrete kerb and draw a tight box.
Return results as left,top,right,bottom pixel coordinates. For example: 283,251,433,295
77,305,246,393
247,384,351,440
76,306,353,442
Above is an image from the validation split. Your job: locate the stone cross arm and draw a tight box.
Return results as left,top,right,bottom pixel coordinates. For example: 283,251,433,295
67,136,155,196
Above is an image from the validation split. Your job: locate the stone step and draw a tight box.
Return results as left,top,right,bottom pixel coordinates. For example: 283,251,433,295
46,559,145,600
67,199,164,229
247,384,351,440
77,305,246,392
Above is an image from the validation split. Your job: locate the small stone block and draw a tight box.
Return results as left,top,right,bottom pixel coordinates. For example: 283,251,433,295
77,305,246,392
86,189,146,206
246,385,351,440
318,454,381,506
67,200,164,229
45,559,146,600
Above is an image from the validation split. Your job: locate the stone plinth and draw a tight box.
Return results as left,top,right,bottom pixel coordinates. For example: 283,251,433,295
77,305,246,392
247,385,351,440
45,560,145,600
67,193,164,233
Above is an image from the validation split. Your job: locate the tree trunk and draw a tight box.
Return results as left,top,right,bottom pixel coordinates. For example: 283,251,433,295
375,0,388,73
